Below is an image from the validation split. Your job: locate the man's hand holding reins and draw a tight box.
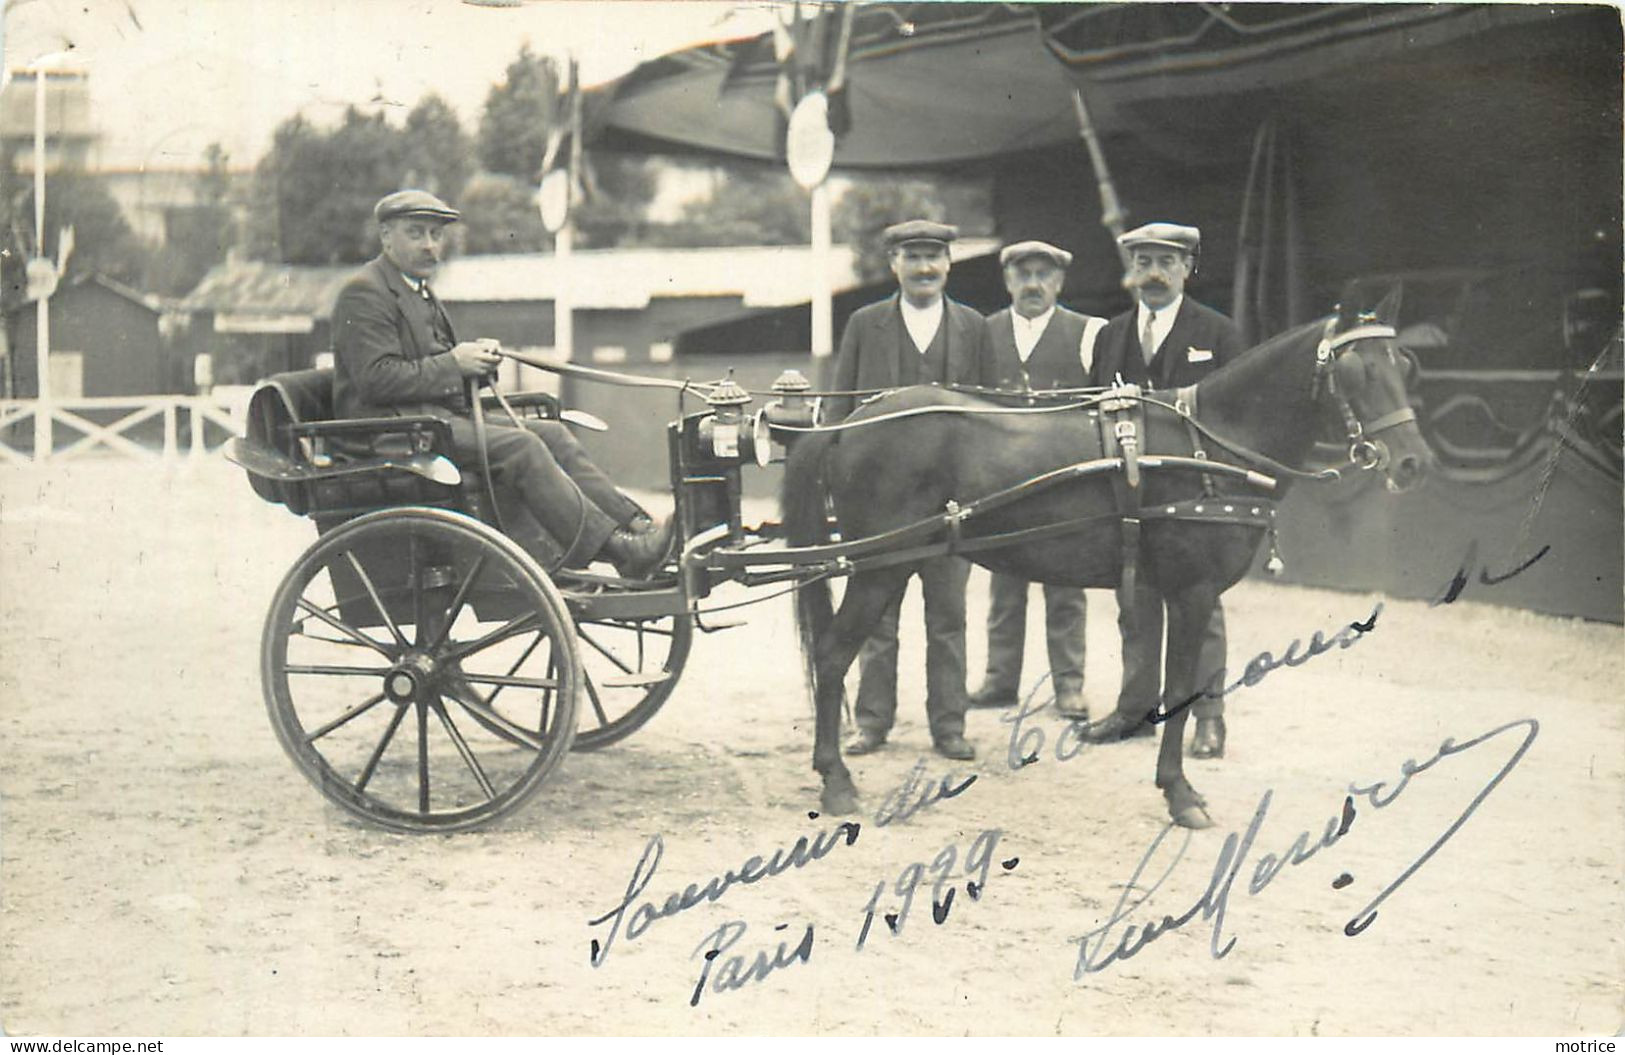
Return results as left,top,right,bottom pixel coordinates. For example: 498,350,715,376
451,338,502,378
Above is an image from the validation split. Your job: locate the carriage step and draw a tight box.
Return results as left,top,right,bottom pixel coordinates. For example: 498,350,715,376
598,672,672,688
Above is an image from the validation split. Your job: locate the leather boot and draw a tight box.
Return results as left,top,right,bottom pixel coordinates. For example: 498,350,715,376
602,514,675,579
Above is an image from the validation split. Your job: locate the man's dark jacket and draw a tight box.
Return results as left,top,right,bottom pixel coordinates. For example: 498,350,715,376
825,293,993,422
1088,295,1244,390
332,255,465,420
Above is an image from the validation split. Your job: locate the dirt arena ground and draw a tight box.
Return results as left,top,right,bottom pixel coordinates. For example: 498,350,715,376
1,459,1620,1037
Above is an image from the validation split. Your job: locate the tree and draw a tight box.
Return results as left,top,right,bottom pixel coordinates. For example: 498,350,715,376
477,45,559,180
833,178,950,283
402,95,473,202
572,153,660,248
246,107,410,265
143,142,236,295
458,171,549,255
0,158,147,290
645,162,811,248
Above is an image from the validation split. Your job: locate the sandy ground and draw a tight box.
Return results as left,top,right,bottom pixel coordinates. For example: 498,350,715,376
0,458,1620,1037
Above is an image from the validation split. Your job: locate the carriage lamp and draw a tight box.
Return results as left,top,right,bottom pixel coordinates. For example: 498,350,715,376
754,369,816,462
698,374,753,460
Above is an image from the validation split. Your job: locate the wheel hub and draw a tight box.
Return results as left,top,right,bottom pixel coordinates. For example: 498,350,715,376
384,652,440,703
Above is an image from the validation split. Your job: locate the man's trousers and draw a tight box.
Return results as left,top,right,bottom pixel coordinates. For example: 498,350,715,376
853,555,972,742
979,573,1087,698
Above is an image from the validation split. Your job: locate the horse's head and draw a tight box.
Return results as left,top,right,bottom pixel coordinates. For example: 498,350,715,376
1318,297,1435,493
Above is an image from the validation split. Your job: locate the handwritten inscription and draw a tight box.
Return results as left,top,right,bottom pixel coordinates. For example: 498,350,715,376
588,816,861,967
690,920,816,1007
872,760,977,826
1002,602,1383,771
1071,717,1538,976
1431,538,1552,606
856,829,1012,950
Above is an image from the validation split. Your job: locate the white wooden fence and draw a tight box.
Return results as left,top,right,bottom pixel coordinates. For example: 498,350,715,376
0,389,250,464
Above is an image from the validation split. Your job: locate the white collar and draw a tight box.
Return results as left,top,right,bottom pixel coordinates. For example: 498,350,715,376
1012,305,1056,333
899,296,945,352
1137,294,1183,326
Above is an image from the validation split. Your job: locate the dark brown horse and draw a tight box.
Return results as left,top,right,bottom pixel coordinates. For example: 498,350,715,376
781,307,1433,828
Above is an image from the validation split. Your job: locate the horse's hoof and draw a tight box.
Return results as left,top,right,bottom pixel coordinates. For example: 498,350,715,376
821,785,861,816
1171,803,1215,829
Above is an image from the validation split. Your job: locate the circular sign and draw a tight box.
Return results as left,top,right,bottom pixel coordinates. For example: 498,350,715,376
25,257,57,301
786,91,835,190
537,168,571,233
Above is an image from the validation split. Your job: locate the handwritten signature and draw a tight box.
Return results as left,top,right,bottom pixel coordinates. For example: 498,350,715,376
1071,716,1539,976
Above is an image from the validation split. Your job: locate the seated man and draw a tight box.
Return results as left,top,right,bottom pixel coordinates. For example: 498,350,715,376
331,189,673,578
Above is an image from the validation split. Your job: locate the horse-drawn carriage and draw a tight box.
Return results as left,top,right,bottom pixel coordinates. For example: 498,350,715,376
227,306,1431,835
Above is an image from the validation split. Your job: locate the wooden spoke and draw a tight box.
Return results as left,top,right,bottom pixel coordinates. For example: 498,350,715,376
458,671,559,691
484,630,545,710
416,703,430,813
303,691,388,744
294,597,393,656
423,553,488,652
284,663,392,677
441,612,539,663
431,700,497,801
576,626,635,675
343,550,409,650
443,682,546,752
355,702,409,793
582,672,611,728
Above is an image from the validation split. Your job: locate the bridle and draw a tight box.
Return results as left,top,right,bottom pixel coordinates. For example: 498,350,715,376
1313,318,1418,472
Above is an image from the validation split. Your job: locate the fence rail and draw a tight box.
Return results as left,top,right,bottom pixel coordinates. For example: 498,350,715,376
0,392,250,464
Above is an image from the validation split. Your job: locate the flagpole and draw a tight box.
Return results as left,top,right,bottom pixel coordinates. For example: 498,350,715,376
556,56,581,367
33,64,51,460
810,181,832,359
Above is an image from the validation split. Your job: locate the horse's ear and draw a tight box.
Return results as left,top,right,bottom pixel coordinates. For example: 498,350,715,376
1372,284,1404,327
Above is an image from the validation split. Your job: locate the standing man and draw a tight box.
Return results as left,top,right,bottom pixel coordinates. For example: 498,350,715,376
332,189,672,578
828,220,991,761
969,241,1107,720
1082,222,1243,758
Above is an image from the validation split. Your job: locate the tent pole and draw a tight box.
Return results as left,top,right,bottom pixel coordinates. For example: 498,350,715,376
1070,87,1131,281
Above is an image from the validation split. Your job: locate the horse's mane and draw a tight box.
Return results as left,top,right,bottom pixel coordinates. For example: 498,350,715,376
1197,315,1330,413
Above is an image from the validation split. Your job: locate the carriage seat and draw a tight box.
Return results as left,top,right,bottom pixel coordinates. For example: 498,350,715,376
225,367,471,517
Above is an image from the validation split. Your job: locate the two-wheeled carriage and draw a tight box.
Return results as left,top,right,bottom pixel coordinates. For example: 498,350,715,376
228,362,829,833
230,306,1432,834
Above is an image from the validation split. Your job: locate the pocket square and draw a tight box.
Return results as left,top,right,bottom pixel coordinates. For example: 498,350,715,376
1187,347,1213,362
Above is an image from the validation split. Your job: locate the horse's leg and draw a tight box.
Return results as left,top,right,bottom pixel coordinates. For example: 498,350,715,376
812,567,910,814
1156,584,1220,829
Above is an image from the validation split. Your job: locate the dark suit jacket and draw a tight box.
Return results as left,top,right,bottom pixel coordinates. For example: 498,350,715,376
1088,296,1244,390
825,293,992,422
984,305,1105,391
332,255,466,420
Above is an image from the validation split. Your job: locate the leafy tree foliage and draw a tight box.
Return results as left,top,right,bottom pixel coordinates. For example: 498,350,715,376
458,171,549,254
143,142,235,295
833,178,950,283
573,153,660,248
402,95,474,202
0,157,146,292
644,162,811,248
477,44,559,180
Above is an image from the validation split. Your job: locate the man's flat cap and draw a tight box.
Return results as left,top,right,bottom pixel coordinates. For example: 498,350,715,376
1000,240,1073,269
374,189,461,225
1118,222,1200,253
883,219,959,249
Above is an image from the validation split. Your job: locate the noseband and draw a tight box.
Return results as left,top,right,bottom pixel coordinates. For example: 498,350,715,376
1314,319,1418,472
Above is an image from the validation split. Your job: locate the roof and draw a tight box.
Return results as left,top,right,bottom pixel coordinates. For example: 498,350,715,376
595,3,1595,168
182,241,999,317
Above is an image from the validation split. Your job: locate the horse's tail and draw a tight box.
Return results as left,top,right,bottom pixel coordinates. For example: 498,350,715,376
781,431,838,700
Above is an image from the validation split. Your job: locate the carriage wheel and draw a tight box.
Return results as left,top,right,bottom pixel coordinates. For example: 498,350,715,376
262,508,579,833
570,609,693,751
